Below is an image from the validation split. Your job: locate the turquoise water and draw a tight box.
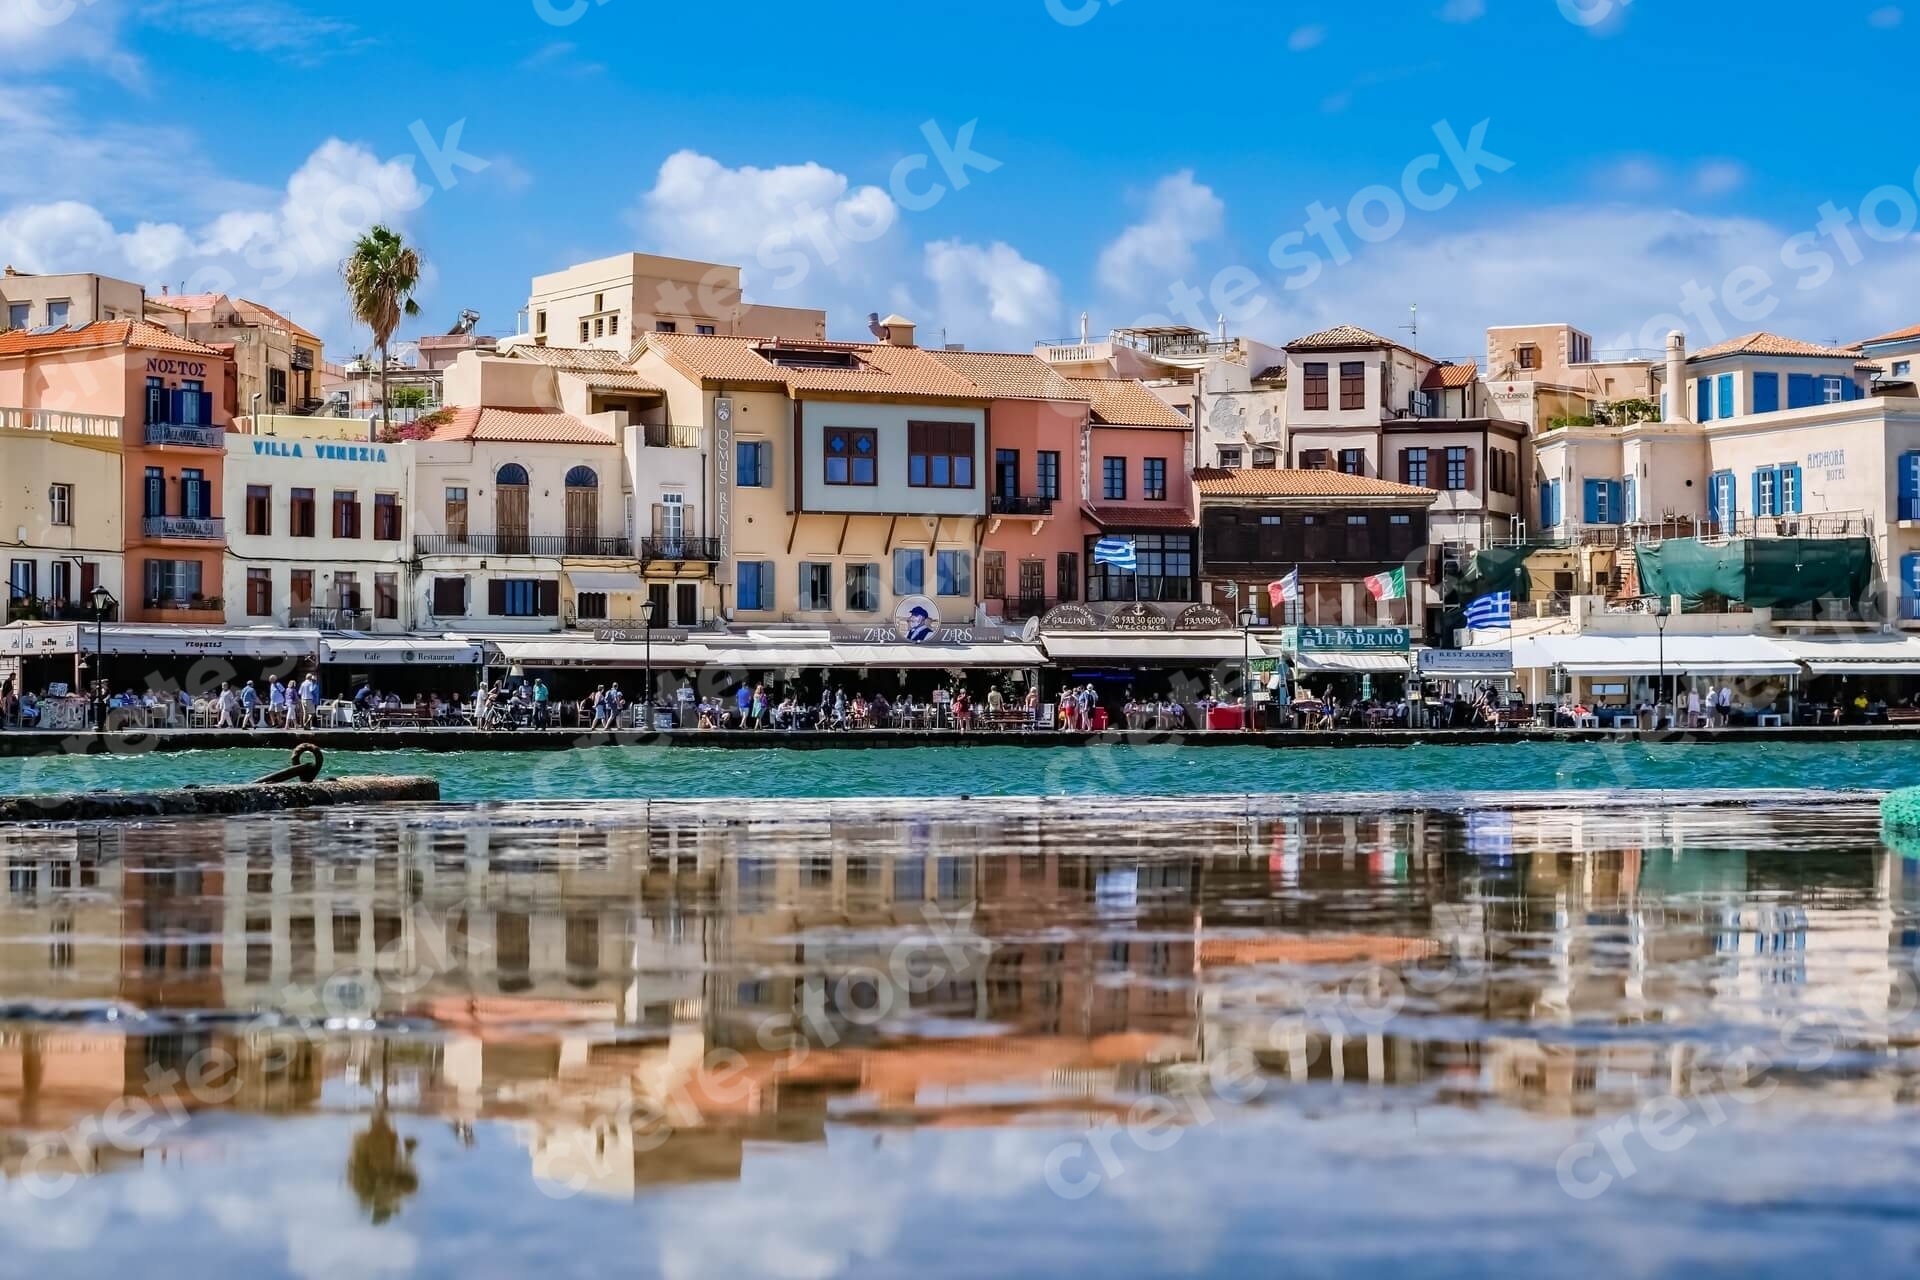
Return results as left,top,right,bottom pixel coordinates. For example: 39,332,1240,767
0,738,1911,800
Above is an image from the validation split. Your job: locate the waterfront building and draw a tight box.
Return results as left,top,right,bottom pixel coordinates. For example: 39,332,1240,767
1035,320,1276,424
0,320,233,625
147,291,327,418
1076,376,1200,607
221,427,416,631
0,267,146,331
517,252,827,354
1484,322,1655,431
0,388,126,624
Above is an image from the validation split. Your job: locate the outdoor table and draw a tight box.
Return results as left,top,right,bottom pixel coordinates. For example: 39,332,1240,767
1757,712,1784,727
1208,705,1244,731
1571,713,1599,728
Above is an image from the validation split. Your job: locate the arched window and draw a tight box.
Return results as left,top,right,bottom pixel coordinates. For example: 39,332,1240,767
494,464,530,552
564,465,598,489
496,463,529,486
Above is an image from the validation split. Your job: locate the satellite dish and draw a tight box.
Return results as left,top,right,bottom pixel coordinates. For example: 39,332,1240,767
1021,616,1041,643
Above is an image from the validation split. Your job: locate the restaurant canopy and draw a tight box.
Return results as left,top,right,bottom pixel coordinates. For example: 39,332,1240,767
487,639,720,667
1291,651,1413,674
93,626,321,658
322,637,484,665
1041,633,1255,664
1775,634,1920,675
1506,633,1800,677
564,570,647,593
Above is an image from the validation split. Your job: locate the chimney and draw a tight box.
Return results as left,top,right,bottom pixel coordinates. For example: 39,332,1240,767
878,313,917,348
1664,330,1688,423
1080,310,1090,344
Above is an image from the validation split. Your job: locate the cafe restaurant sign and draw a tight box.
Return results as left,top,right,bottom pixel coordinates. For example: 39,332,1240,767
1173,604,1233,631
1107,602,1171,632
1288,626,1411,653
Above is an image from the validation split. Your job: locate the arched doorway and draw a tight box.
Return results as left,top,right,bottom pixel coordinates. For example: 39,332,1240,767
564,466,599,555
495,463,529,554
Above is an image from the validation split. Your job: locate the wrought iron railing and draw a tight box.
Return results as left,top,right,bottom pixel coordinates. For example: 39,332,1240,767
143,515,224,540
143,422,225,449
290,607,373,631
642,422,701,449
990,494,1055,516
413,533,632,557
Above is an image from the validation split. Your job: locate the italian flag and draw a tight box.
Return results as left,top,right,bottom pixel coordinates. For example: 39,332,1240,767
1364,567,1406,601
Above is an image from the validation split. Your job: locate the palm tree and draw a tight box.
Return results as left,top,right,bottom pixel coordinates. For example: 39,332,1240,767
341,225,422,442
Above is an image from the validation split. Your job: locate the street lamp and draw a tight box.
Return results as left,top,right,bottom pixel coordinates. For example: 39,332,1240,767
1653,595,1672,729
1239,605,1257,733
88,584,116,732
640,596,657,728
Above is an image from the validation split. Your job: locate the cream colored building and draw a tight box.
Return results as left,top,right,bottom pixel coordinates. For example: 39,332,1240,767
0,407,126,621
1,267,145,331
150,292,327,417
517,252,826,354
221,428,415,631
1485,322,1656,429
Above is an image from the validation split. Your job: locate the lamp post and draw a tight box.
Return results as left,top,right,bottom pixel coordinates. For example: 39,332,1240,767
88,584,116,732
1653,595,1672,729
1239,605,1257,733
641,597,657,728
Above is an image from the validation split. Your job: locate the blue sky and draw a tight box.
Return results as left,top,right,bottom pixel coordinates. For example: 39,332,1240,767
5,0,1918,363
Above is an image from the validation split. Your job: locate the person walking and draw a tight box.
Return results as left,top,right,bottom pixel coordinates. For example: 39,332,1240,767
268,678,287,728
216,682,239,729
1685,684,1702,729
1716,682,1733,727
239,680,259,729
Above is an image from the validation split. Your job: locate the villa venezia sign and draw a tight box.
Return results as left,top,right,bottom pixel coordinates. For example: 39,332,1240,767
251,440,390,463
1290,626,1411,653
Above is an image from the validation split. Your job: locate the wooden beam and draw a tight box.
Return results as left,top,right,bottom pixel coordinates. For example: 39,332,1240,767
785,511,799,556
884,513,899,555
835,512,851,555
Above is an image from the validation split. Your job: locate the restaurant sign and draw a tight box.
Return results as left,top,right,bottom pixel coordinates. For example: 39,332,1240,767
1039,603,1098,632
1173,604,1233,631
1417,647,1513,675
1107,602,1170,632
830,596,1002,645
1288,626,1411,653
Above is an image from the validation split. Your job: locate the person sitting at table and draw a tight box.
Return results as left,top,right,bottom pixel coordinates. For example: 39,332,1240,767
18,691,39,728
871,691,892,728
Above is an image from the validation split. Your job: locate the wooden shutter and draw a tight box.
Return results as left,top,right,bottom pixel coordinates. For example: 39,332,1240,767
1398,450,1411,484
1463,448,1476,493
487,579,506,615
537,580,560,616
651,503,664,538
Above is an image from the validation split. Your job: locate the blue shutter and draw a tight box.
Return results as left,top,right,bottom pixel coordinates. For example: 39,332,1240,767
1842,376,1856,401
1751,471,1764,518
1901,453,1920,522
1786,464,1803,514
1716,373,1734,419
1697,378,1712,421
1623,476,1637,523
1752,372,1779,414
1787,373,1816,408
1607,480,1624,524
1582,478,1601,525
168,388,184,426
1904,554,1920,622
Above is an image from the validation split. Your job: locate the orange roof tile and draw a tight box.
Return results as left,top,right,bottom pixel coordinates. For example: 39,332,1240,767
1287,323,1439,365
231,298,320,344
504,344,633,372
560,370,662,395
1193,467,1438,500
1421,362,1479,390
0,320,222,359
1860,322,1920,347
1688,331,1863,361
149,293,320,343
1067,377,1191,428
646,333,988,401
1082,504,1197,529
926,350,1089,401
426,406,616,445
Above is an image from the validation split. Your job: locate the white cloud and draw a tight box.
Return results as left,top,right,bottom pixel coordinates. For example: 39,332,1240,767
1439,0,1486,20
1095,170,1226,298
1692,159,1747,196
0,0,143,83
141,0,363,60
922,238,1061,346
1287,23,1325,51
1869,5,1903,27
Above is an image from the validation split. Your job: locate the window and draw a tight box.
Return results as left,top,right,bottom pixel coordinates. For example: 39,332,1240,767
49,560,70,603
1102,456,1127,501
1300,449,1330,470
48,483,72,527
431,576,467,616
1518,345,1537,370
1752,371,1780,414
737,440,771,487
1037,450,1060,499
144,558,202,605
936,550,971,596
893,548,924,596
5,302,26,330
696,324,715,335
593,293,604,311
1897,361,1913,377
490,578,558,617
1823,376,1846,403
245,485,271,536
656,320,677,333
46,299,69,326
1339,361,1365,410
580,321,590,342
375,573,398,620
535,310,547,335
180,467,210,519
1303,362,1329,410
1217,446,1243,469
608,314,618,336
799,562,833,610
1085,532,1194,603
333,573,361,613
10,560,35,602
1142,457,1167,500
823,427,878,485
573,591,607,621
291,568,314,609
908,421,975,488
1402,447,1429,487
373,493,401,541
245,568,272,617
593,317,605,338
1252,447,1277,469
847,562,880,612
1339,449,1364,476
738,560,776,610
1717,372,1735,418
1444,447,1470,491
268,367,287,405
332,490,361,539
290,488,315,538
1057,551,1079,601
995,448,1020,498
444,487,468,541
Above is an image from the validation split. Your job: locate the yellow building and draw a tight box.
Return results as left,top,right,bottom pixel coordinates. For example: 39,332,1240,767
0,406,126,621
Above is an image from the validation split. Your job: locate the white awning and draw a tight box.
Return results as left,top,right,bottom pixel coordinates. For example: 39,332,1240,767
833,643,1047,668
566,571,647,593
322,637,483,665
1292,651,1412,674
1777,634,1920,674
0,622,80,656
487,639,720,667
94,626,320,658
1042,633,1252,664
702,645,843,670
1508,634,1800,677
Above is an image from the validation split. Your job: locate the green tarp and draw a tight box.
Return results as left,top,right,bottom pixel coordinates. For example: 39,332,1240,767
1451,545,1536,605
1637,537,1874,610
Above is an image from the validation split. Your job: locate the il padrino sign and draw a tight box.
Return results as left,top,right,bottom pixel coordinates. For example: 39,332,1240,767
1285,626,1411,652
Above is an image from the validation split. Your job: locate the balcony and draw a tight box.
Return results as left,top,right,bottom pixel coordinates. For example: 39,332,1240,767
414,533,632,558
142,597,225,622
143,515,224,541
639,536,722,565
642,422,701,449
994,595,1055,622
0,407,123,440
290,346,315,371
143,421,226,449
990,494,1055,517
144,388,220,447
290,606,372,631
8,596,120,623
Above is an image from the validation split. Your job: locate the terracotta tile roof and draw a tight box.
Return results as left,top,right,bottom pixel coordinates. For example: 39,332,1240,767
1251,364,1287,383
926,350,1089,401
1067,377,1191,428
151,293,321,343
504,343,633,372
646,333,988,400
0,319,222,359
1688,331,1864,361
558,369,662,395
1421,362,1479,390
1081,504,1197,529
1860,322,1920,347
1285,324,1400,351
1193,467,1438,500
232,298,319,344
426,406,616,445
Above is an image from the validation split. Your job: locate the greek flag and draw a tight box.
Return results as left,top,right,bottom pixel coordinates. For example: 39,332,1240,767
1465,591,1513,630
1092,536,1137,570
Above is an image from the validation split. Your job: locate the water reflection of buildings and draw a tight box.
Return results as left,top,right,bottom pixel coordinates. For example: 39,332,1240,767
0,803,1914,1193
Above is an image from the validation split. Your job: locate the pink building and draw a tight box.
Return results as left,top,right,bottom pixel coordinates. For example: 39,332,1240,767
1072,378,1197,604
